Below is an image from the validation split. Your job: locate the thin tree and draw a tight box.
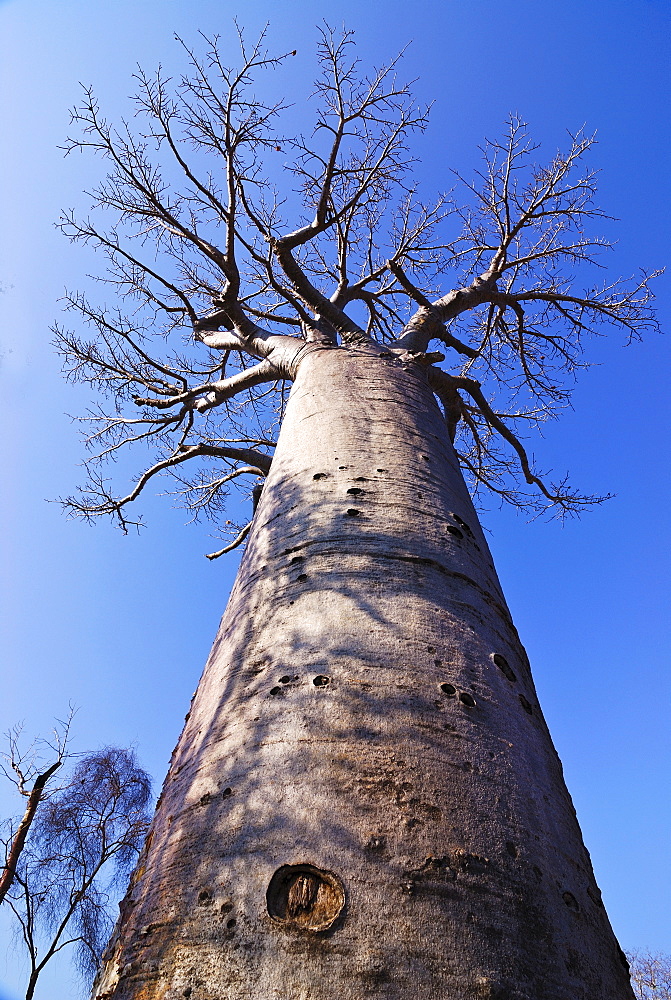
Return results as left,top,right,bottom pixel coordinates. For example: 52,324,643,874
57,26,658,1000
3,746,151,1000
0,711,75,907
627,953,671,1000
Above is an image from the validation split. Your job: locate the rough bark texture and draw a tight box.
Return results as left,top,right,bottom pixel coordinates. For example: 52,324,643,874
93,348,633,999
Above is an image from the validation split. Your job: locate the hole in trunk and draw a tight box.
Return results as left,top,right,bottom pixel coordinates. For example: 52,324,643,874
222,787,232,797
313,473,328,480
297,574,308,582
492,653,517,682
440,683,456,696
279,675,291,684
451,513,474,536
346,487,363,495
562,891,579,912
446,526,464,539
269,686,282,696
519,694,533,715
313,675,330,687
267,864,345,932
459,692,476,707
345,508,361,517
226,917,237,929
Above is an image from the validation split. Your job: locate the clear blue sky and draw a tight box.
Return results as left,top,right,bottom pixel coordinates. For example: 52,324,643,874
1,1,669,996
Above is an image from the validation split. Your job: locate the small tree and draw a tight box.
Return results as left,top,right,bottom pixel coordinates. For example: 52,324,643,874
628,953,671,1000
2,744,151,1000
0,713,75,908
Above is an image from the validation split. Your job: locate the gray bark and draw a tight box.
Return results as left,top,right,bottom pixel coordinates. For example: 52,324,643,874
93,346,633,1000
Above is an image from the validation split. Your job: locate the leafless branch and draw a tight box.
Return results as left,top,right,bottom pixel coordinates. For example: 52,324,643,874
57,30,660,530
205,520,253,559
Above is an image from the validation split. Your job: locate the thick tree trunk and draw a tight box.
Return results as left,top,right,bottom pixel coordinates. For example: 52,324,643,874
93,346,633,1000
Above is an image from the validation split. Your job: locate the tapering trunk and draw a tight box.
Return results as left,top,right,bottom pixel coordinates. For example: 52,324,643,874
93,346,633,1000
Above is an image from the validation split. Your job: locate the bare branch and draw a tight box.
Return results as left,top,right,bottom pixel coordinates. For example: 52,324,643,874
133,358,279,411
430,367,611,515
205,520,253,560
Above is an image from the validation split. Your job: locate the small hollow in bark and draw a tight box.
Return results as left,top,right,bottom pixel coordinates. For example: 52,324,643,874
266,864,345,932
562,891,580,913
440,683,457,697
313,675,330,688
451,513,475,536
519,694,534,715
459,692,476,708
492,653,517,682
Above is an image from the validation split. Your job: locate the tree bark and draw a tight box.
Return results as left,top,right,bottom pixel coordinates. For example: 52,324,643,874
93,346,633,1000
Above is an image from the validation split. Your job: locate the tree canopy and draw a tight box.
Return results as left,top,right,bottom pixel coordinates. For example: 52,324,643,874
55,25,660,556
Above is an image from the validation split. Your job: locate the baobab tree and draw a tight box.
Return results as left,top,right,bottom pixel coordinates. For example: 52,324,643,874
56,26,657,1000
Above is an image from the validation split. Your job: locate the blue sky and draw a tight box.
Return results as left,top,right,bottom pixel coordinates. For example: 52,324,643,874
1,0,669,995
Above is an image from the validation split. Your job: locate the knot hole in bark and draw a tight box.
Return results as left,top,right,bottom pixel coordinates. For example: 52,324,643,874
266,864,345,932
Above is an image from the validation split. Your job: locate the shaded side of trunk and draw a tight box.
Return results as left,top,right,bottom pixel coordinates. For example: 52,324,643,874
93,346,633,1000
